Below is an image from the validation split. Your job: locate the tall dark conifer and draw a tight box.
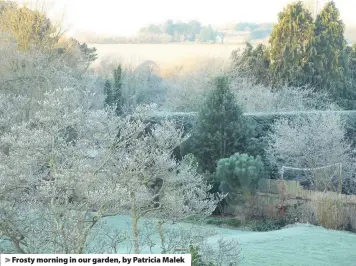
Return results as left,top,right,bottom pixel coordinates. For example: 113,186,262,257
188,76,248,174
269,1,314,87
308,1,349,106
104,65,123,115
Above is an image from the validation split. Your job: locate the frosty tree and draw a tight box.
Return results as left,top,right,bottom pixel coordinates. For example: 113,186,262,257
266,112,354,192
91,105,224,253
0,85,223,253
0,87,122,253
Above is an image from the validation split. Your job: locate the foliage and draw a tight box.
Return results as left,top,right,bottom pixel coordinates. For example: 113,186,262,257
0,82,224,254
45,36,98,75
190,245,216,266
248,28,273,41
230,77,338,113
122,61,166,112
230,43,271,86
216,153,265,205
198,25,218,43
235,22,274,34
0,2,236,257
147,110,356,183
0,87,121,253
235,22,260,31
0,2,61,51
104,80,112,105
140,24,162,34
0,41,101,132
203,216,242,228
0,31,232,254
269,1,314,87
248,218,287,232
186,76,248,173
200,238,240,266
343,47,356,109
315,196,349,230
146,224,240,265
0,1,97,74
163,57,227,112
307,1,350,107
77,42,98,71
104,65,123,115
114,65,123,98
138,19,218,43
266,112,354,191
240,1,355,109
348,44,356,82
101,60,166,113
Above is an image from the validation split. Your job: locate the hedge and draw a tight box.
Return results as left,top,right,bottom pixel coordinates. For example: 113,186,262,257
147,110,356,141
146,111,356,176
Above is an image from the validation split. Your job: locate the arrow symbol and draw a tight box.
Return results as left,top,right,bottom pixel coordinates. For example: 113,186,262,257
5,258,10,263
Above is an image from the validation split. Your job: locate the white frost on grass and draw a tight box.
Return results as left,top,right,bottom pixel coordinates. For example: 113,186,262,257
93,215,356,266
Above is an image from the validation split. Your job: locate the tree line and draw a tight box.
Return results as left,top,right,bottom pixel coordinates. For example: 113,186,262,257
76,21,275,44
139,20,219,43
232,1,356,109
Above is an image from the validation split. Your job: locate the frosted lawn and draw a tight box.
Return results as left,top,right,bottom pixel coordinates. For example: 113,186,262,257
101,215,356,266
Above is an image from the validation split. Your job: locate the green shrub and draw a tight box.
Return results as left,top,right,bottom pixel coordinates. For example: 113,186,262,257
225,218,243,227
249,218,287,232
204,217,224,226
204,216,242,228
216,153,265,205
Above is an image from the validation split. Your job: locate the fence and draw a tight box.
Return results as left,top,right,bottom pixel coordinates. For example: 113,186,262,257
254,179,356,230
258,178,356,204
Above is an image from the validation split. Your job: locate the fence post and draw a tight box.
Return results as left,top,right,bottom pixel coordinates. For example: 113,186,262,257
338,163,342,194
281,166,285,180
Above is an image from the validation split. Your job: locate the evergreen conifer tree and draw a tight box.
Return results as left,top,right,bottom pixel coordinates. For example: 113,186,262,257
113,64,123,115
104,79,112,105
187,76,248,174
308,1,348,99
348,45,356,82
269,2,314,86
103,65,123,115
231,42,271,86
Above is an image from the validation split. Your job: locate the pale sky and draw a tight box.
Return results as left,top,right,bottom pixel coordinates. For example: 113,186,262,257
20,0,356,36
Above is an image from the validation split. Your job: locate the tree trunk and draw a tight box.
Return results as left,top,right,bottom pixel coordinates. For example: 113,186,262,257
130,191,140,253
156,220,166,253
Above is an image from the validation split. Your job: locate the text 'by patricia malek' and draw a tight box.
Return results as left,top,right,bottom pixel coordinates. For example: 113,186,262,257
1,255,191,266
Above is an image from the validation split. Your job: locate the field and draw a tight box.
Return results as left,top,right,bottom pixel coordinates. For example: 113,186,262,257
99,215,356,266
89,43,242,69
